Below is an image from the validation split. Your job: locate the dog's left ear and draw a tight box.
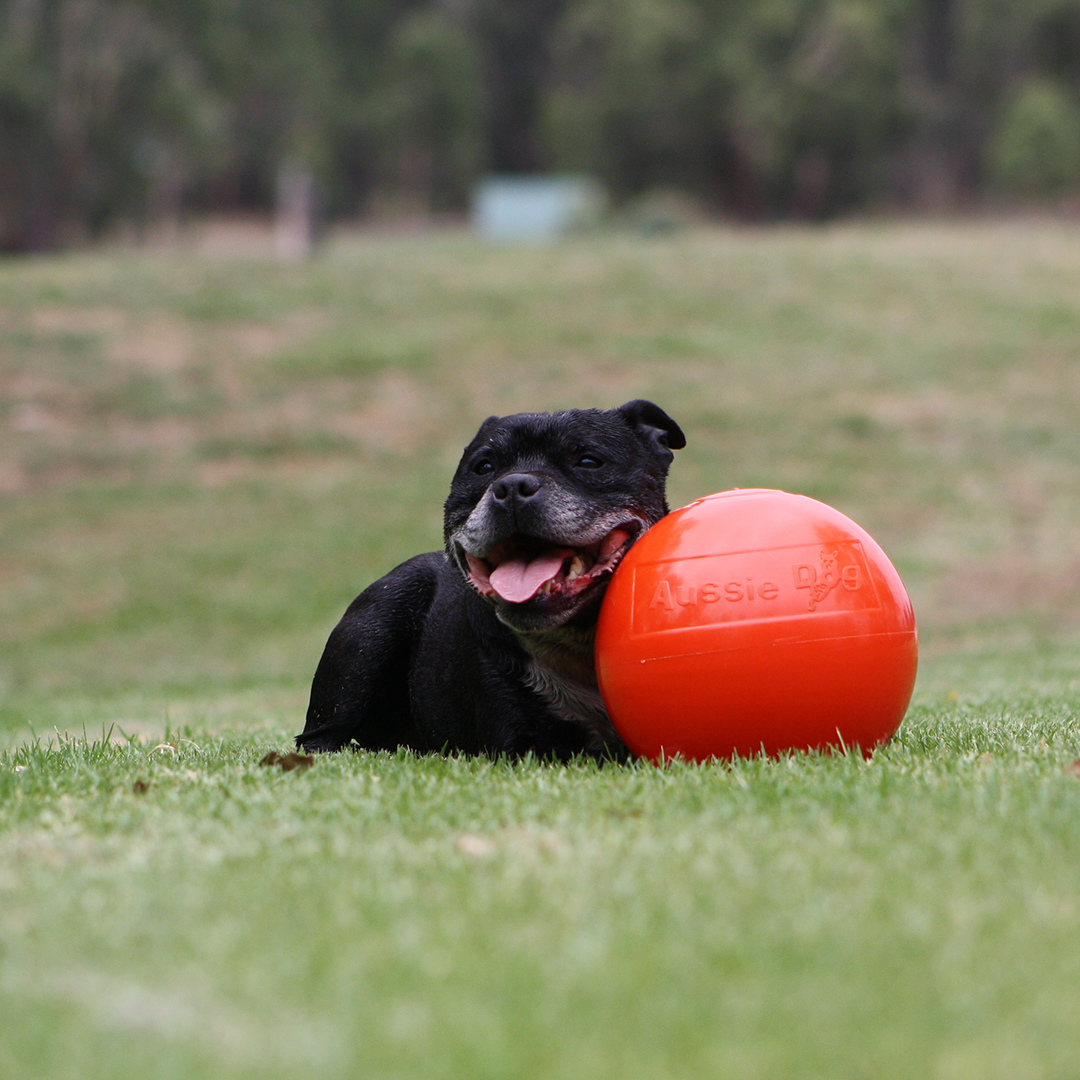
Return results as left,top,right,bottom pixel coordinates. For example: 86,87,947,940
615,400,686,462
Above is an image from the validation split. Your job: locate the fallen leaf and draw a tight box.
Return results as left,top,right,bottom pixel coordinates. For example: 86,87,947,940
457,834,498,858
259,751,314,772
1065,759,1080,777
132,779,150,794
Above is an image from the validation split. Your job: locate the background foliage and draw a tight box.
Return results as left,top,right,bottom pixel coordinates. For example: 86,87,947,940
3,0,1080,248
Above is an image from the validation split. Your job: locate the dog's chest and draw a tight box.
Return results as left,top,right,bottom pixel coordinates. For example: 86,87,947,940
523,659,622,752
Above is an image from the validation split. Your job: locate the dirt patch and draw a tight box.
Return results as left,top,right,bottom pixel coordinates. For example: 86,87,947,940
195,454,352,488
331,370,442,454
931,552,1080,632
0,460,26,492
31,306,126,336
109,318,194,372
229,311,330,361
189,216,278,259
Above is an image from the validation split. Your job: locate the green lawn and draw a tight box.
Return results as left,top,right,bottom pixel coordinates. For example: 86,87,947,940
2,222,1080,1078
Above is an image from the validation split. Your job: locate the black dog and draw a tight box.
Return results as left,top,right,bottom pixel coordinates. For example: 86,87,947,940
297,400,685,760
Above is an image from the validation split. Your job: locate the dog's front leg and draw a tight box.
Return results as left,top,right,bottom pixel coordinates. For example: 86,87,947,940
297,555,440,753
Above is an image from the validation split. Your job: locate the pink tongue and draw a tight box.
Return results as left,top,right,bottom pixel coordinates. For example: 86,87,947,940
489,549,572,603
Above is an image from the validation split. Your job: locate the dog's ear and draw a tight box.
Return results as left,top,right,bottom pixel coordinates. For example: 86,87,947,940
472,415,501,440
458,415,502,457
615,400,686,461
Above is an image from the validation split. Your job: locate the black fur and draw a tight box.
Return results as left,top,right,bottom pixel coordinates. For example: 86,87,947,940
297,400,685,760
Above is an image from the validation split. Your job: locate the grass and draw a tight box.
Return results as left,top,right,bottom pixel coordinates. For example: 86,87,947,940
2,712,1080,1080
2,220,1080,1077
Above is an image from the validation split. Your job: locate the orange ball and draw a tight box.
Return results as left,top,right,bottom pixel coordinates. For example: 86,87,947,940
596,489,918,762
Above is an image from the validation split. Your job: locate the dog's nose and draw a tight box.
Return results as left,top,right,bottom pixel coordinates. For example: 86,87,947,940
491,473,542,504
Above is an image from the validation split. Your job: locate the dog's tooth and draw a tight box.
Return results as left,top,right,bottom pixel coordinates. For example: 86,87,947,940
567,554,587,580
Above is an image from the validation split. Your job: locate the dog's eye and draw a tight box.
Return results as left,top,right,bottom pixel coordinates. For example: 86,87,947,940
472,458,495,476
575,454,604,470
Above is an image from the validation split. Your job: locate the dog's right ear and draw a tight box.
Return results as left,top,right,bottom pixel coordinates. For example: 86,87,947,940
616,400,687,462
460,415,502,454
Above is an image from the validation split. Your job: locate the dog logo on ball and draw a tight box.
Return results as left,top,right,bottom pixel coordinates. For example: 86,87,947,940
793,548,864,610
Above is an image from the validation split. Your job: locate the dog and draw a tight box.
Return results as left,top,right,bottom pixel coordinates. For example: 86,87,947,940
296,400,685,760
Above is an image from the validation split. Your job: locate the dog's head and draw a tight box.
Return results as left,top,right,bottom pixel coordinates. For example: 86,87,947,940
445,400,685,633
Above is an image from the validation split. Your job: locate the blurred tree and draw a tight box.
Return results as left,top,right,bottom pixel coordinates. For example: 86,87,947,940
4,0,1080,244
0,1,53,249
988,78,1080,197
465,0,568,173
322,0,427,215
899,0,1080,208
545,0,711,197
368,6,486,213
546,0,913,218
169,0,338,209
0,0,220,249
710,0,913,216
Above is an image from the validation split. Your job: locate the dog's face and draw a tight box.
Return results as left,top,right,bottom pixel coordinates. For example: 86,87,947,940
445,400,685,633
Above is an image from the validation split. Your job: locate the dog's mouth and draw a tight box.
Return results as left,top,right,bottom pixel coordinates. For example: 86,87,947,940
463,525,639,607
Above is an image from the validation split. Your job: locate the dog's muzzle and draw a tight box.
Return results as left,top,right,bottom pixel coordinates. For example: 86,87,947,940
461,525,640,605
